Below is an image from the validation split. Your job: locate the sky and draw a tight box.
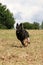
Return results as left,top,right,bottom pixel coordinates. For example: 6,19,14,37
0,0,43,25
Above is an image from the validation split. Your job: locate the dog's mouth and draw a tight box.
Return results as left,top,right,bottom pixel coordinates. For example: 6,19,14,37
16,31,20,34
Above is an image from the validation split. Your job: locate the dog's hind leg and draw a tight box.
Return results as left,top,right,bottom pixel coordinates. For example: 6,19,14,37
27,37,30,44
22,40,28,47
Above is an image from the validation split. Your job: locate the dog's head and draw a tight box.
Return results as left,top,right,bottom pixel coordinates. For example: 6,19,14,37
16,23,24,31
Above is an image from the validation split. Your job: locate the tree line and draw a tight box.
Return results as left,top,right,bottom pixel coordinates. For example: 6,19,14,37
23,22,43,29
0,3,43,29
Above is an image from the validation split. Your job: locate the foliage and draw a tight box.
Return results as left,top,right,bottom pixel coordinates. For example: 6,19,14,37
0,3,15,29
0,24,7,29
23,22,40,29
41,21,43,29
33,22,39,29
23,22,33,29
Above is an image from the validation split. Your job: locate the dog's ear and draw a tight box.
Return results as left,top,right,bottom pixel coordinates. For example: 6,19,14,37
17,23,18,26
16,23,18,29
20,23,23,29
20,23,22,26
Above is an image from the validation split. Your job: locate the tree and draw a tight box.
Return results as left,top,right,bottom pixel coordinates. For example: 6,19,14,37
41,21,43,29
23,22,33,29
33,22,39,29
0,3,15,29
23,22,40,29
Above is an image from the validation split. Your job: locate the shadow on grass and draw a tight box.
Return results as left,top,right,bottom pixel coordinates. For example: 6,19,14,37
11,44,23,48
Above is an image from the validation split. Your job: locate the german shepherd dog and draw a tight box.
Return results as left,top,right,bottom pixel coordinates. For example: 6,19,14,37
16,23,30,47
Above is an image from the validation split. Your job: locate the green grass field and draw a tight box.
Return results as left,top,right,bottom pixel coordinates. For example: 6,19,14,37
0,30,43,65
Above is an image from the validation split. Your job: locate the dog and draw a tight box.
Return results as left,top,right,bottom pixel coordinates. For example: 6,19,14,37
16,23,30,47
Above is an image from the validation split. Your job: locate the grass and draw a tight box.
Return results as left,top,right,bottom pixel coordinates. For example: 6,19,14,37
0,30,43,65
